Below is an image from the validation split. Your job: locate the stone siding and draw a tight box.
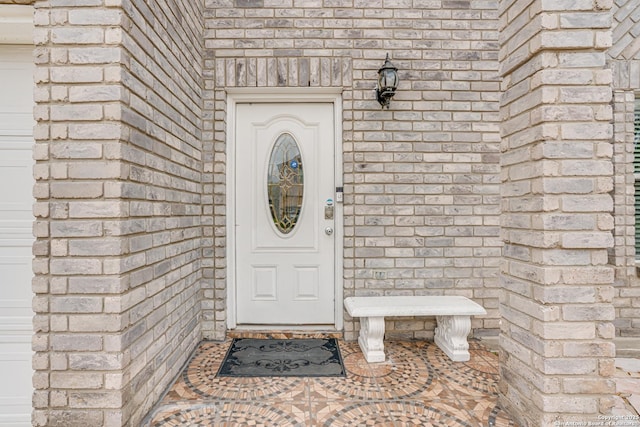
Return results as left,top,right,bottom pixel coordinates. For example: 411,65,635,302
203,0,503,342
18,0,635,425
499,0,616,425
32,0,204,425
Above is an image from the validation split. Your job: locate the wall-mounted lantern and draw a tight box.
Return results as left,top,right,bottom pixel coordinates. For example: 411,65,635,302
376,53,399,109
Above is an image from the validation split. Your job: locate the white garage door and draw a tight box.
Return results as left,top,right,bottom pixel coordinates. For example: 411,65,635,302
0,45,34,427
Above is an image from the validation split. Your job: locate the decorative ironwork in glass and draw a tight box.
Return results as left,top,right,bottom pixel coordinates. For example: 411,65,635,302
267,133,304,234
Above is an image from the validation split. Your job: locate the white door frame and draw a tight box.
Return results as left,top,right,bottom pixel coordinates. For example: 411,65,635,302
226,87,343,330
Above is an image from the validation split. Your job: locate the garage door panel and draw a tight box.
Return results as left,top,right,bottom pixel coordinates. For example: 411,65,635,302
0,378,32,426
0,316,32,331
0,251,32,309
0,115,33,137
0,138,33,225
0,399,31,427
0,44,34,426
0,226,32,241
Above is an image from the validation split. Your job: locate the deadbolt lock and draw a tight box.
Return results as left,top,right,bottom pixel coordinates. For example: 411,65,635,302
324,198,334,220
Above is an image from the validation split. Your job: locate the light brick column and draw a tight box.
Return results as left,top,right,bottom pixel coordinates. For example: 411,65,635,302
32,3,129,425
32,1,204,425
498,1,616,425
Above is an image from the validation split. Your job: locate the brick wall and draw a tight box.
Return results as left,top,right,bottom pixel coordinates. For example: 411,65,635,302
33,0,204,425
23,0,636,425
119,0,204,423
498,0,616,424
609,0,640,337
203,0,503,341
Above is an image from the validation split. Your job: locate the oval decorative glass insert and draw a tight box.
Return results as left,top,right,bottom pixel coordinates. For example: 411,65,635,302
267,133,304,234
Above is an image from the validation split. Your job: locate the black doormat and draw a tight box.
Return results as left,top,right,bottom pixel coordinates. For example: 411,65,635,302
216,338,346,377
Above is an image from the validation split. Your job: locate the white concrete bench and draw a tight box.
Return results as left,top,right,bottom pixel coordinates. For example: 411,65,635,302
344,295,487,363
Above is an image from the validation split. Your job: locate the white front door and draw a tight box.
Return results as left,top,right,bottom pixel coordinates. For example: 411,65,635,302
0,45,34,426
235,103,335,325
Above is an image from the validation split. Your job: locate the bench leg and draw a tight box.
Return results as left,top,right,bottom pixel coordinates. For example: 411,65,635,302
434,315,472,362
357,316,386,363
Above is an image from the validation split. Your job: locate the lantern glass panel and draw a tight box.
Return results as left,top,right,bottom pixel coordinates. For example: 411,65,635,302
379,69,396,90
387,69,397,89
378,72,386,90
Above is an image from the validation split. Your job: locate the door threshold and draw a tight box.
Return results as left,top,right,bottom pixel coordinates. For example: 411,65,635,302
229,326,343,340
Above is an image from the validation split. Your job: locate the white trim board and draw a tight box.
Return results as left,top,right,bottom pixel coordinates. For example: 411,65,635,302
0,5,33,45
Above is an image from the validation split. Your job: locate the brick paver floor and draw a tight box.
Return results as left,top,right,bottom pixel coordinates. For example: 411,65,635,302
143,338,521,426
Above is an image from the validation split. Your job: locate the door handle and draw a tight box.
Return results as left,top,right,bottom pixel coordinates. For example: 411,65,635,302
325,227,334,236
